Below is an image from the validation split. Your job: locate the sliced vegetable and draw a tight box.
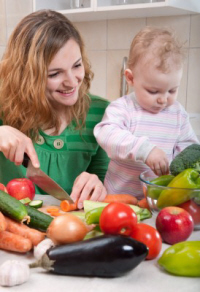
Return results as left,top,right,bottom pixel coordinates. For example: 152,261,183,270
60,200,78,212
25,205,53,232
46,207,59,214
4,216,45,246
83,200,151,221
0,190,29,223
99,202,137,236
0,231,32,253
29,200,43,209
30,235,148,277
46,213,89,245
20,198,32,205
85,207,105,225
103,194,138,205
70,211,85,221
83,229,103,240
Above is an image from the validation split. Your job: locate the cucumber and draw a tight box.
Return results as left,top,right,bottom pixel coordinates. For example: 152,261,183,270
0,190,29,222
20,197,32,205
29,200,43,209
25,205,53,232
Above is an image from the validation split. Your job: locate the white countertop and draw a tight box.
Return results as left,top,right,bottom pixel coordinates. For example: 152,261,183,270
0,195,199,292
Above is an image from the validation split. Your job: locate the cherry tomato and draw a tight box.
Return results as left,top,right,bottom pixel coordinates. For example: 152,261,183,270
99,202,137,236
130,223,162,260
178,200,200,225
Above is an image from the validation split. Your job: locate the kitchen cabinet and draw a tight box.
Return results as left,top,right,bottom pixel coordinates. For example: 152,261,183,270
32,0,200,22
0,194,199,292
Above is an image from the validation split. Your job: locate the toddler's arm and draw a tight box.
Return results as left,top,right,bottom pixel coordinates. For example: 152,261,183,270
94,98,155,162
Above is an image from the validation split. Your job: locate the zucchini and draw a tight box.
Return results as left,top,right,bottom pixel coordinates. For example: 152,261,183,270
30,235,148,277
25,205,53,232
83,200,141,214
83,200,151,221
29,200,43,209
0,190,29,222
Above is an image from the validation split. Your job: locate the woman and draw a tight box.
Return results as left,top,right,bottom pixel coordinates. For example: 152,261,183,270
0,10,109,208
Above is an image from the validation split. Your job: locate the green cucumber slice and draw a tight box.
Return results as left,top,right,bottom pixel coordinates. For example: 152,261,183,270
29,200,43,209
20,197,32,205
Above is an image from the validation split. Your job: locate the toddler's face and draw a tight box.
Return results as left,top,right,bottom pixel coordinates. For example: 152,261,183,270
127,58,183,114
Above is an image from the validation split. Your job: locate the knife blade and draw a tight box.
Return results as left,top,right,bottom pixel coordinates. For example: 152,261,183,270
22,154,74,202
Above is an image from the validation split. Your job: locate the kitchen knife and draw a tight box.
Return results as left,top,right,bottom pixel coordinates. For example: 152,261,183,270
22,154,74,202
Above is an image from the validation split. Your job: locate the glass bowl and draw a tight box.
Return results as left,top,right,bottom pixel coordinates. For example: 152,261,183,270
139,169,200,230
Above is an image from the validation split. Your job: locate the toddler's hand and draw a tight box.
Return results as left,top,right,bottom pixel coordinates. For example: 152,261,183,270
145,147,169,176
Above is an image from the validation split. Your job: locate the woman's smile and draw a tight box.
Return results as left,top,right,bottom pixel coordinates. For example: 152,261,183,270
56,87,76,96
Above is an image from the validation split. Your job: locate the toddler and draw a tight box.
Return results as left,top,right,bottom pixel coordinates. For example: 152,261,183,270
94,26,199,199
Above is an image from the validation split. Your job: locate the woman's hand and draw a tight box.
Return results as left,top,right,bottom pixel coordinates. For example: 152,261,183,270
145,147,169,176
70,172,107,209
0,126,39,168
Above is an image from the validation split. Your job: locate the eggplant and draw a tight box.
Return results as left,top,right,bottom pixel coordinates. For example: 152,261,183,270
30,235,148,277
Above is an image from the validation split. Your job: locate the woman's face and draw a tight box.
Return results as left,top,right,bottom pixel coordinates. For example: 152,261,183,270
46,39,85,112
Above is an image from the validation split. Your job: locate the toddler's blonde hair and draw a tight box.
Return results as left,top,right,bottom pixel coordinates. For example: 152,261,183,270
128,26,185,73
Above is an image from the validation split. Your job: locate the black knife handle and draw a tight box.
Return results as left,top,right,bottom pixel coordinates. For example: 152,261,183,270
22,153,30,168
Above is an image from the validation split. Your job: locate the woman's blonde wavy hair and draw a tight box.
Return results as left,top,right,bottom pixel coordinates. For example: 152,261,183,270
0,10,93,141
127,26,185,73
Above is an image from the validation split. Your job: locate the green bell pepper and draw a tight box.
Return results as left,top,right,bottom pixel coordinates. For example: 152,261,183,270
158,241,200,277
157,168,200,208
148,174,175,199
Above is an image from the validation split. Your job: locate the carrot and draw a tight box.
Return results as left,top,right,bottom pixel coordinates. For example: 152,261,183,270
49,211,63,217
0,230,32,253
60,200,78,212
137,198,150,210
46,207,60,214
0,212,7,232
5,217,45,246
104,194,138,205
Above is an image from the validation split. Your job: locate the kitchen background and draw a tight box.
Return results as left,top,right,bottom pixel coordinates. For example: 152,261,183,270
0,0,200,139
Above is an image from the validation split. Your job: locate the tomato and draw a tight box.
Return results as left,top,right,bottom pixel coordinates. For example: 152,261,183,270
178,200,200,225
99,202,137,236
130,223,162,260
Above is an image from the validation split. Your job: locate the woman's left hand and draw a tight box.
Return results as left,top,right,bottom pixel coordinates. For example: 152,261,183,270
70,172,107,209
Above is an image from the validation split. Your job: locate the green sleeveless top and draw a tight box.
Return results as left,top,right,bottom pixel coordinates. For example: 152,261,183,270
0,95,110,195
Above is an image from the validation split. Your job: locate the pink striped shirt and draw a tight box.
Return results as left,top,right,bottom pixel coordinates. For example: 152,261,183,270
94,93,199,199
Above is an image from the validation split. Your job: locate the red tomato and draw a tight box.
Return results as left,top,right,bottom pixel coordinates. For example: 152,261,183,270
178,200,200,225
99,202,137,236
130,223,162,260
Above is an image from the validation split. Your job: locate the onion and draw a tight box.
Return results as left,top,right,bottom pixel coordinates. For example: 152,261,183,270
46,214,88,245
